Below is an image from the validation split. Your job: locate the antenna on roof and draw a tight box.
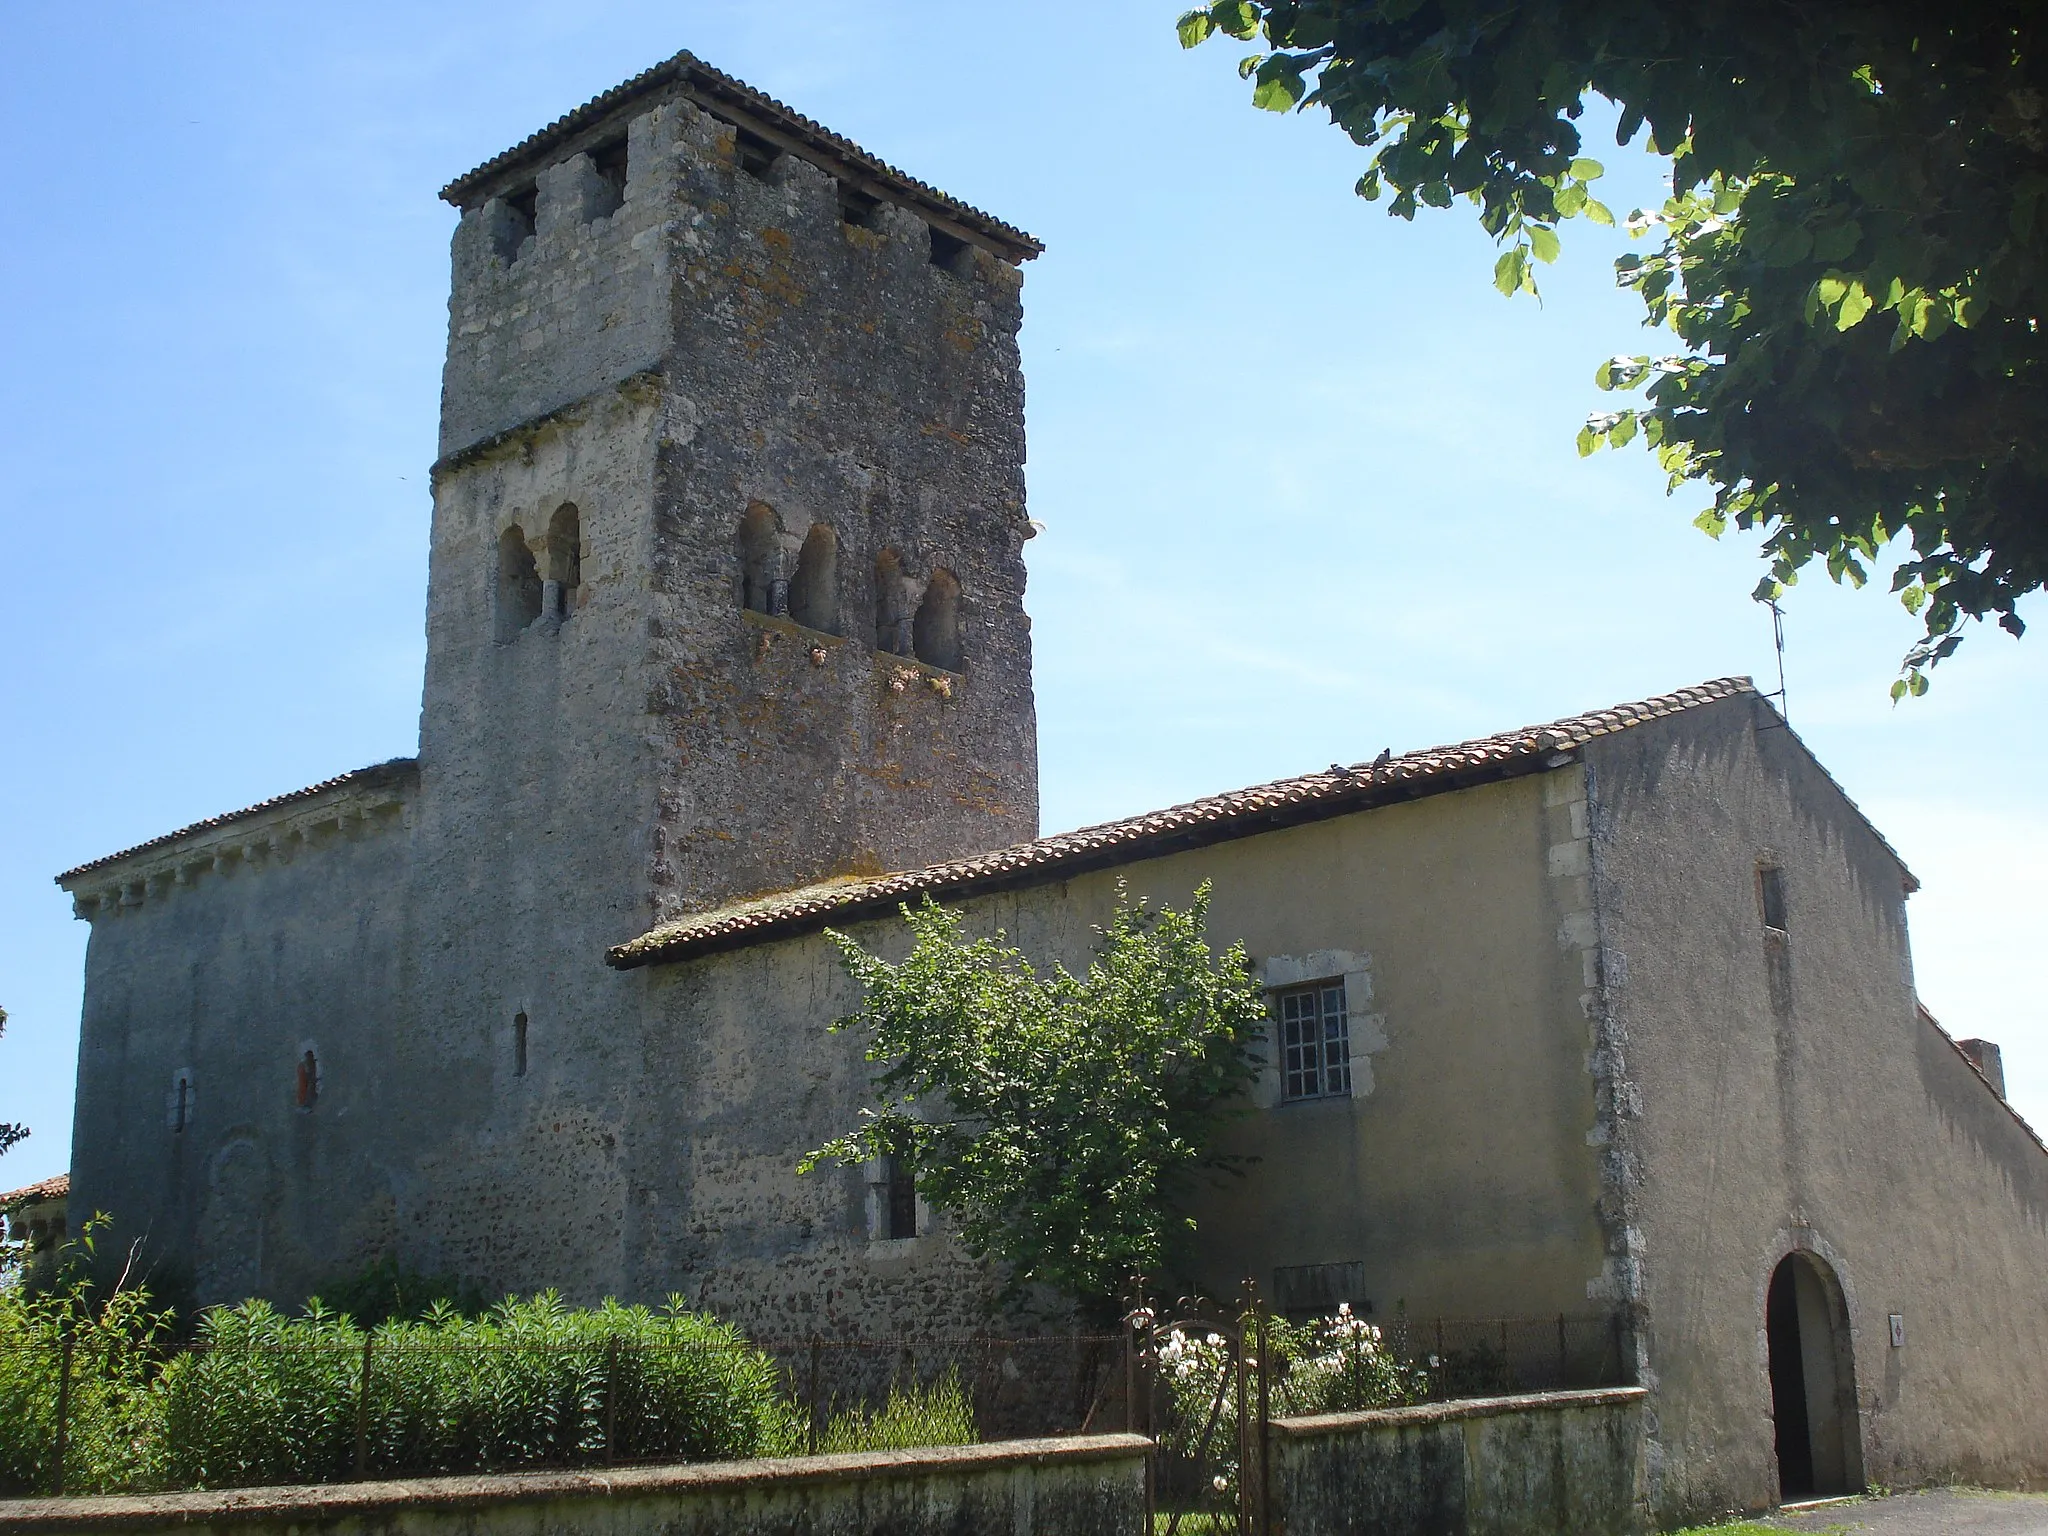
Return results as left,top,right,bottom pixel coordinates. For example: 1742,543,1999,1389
1759,597,1791,729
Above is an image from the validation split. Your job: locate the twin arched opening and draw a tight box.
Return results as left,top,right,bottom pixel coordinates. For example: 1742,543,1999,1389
495,503,582,642
738,510,960,670
874,550,961,671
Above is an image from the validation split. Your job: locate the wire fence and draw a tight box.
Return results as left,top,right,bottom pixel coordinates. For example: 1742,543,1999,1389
0,1312,1628,1503
0,1331,1125,1497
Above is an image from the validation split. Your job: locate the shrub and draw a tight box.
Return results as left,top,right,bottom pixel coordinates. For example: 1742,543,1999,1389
156,1293,790,1488
0,1223,170,1496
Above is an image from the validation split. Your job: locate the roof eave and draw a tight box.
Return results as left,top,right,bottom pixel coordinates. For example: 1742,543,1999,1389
606,746,1573,971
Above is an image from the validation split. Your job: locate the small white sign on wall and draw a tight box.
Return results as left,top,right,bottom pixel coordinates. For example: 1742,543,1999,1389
1889,1313,1906,1348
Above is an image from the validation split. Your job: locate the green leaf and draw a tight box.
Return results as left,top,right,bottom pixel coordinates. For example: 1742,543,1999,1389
1252,68,1304,111
1900,582,1927,617
1834,280,1873,330
1212,0,1260,37
1176,10,1214,48
1576,424,1600,456
1494,246,1527,296
1528,224,1561,263
1610,411,1638,448
1584,198,1615,227
1694,507,1728,537
1569,157,1605,181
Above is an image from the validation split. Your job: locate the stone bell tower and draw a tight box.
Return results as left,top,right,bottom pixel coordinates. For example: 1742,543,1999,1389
420,52,1044,926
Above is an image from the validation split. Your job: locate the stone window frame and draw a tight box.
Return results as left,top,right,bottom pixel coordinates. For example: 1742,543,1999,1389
863,1150,930,1257
1255,950,1387,1109
1276,978,1352,1102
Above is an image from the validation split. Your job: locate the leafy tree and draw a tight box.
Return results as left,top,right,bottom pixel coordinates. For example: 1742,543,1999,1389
1180,1,2046,693
0,1008,26,1160
803,884,1268,1322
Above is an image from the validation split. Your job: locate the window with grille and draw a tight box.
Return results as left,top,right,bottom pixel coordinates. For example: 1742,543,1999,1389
1279,980,1351,1101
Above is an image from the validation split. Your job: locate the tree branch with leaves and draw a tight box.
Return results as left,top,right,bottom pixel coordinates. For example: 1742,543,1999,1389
801,883,1268,1323
1180,0,2046,694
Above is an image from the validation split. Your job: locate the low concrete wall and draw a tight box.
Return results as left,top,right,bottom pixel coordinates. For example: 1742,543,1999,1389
0,1435,1149,1536
1270,1387,1648,1536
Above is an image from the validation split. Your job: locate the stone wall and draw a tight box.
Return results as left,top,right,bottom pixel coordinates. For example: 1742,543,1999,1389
1267,1388,1647,1536
0,1437,1148,1536
1585,694,2048,1519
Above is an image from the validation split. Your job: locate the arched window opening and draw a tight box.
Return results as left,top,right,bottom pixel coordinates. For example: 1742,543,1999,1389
738,503,786,616
496,526,543,642
1766,1252,1863,1500
543,503,582,622
913,568,962,671
789,524,839,634
514,1012,529,1078
874,548,912,655
295,1050,320,1109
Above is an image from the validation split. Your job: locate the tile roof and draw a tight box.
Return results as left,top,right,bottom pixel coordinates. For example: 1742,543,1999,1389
54,760,418,884
610,676,1765,970
440,50,1043,264
1,1173,67,1210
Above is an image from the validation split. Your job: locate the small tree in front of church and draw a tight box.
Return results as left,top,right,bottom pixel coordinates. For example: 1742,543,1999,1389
802,883,1267,1323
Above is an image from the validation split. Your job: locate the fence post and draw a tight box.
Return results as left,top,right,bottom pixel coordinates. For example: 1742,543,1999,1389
604,1337,621,1466
805,1335,822,1455
51,1327,74,1497
354,1333,374,1479
1255,1303,1272,1536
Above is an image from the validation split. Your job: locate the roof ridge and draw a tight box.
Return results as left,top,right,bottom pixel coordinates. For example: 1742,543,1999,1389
439,51,1042,262
609,675,1759,969
54,759,418,885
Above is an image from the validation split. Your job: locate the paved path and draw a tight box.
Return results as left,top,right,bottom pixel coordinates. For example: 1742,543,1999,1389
1766,1490,2048,1535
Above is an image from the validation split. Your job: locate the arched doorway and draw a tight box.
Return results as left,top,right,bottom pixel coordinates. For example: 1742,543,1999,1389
1766,1251,1863,1500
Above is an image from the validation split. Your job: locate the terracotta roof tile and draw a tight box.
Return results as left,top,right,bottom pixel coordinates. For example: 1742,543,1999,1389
609,676,1769,970
54,760,418,884
1,1173,67,1210
440,51,1042,263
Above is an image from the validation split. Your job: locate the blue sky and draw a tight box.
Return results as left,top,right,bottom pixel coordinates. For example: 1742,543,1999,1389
2,1,2042,1189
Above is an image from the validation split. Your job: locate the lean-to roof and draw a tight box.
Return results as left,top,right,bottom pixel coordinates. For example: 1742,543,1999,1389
440,50,1042,264
54,760,418,884
611,675,1845,970
1,1173,68,1211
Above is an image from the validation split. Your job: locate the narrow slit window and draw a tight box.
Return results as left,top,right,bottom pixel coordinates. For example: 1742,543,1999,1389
497,526,543,641
544,503,581,621
589,138,628,218
879,1152,918,1240
492,185,538,263
734,126,782,181
1759,866,1789,932
172,1073,191,1133
913,568,961,671
928,226,970,275
839,184,880,229
514,1012,529,1077
789,524,839,634
875,548,912,654
295,1050,320,1109
1278,981,1350,1102
739,503,785,615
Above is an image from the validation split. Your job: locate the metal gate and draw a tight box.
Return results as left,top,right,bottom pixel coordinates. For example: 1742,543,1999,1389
1127,1297,1270,1535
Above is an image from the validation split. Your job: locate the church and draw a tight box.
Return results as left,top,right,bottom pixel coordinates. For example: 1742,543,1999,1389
55,52,2048,1522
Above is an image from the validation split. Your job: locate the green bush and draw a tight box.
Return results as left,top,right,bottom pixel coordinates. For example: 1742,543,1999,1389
157,1293,789,1488
0,1226,170,1496
2,1246,979,1496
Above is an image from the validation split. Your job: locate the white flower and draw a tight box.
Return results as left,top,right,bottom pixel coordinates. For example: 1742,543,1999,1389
1213,1475,1230,1493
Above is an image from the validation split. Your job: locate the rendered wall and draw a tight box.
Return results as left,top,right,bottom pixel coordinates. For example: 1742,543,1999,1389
0,1437,1149,1536
631,770,1617,1336
1268,1388,1647,1536
1585,695,2048,1520
62,769,416,1305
